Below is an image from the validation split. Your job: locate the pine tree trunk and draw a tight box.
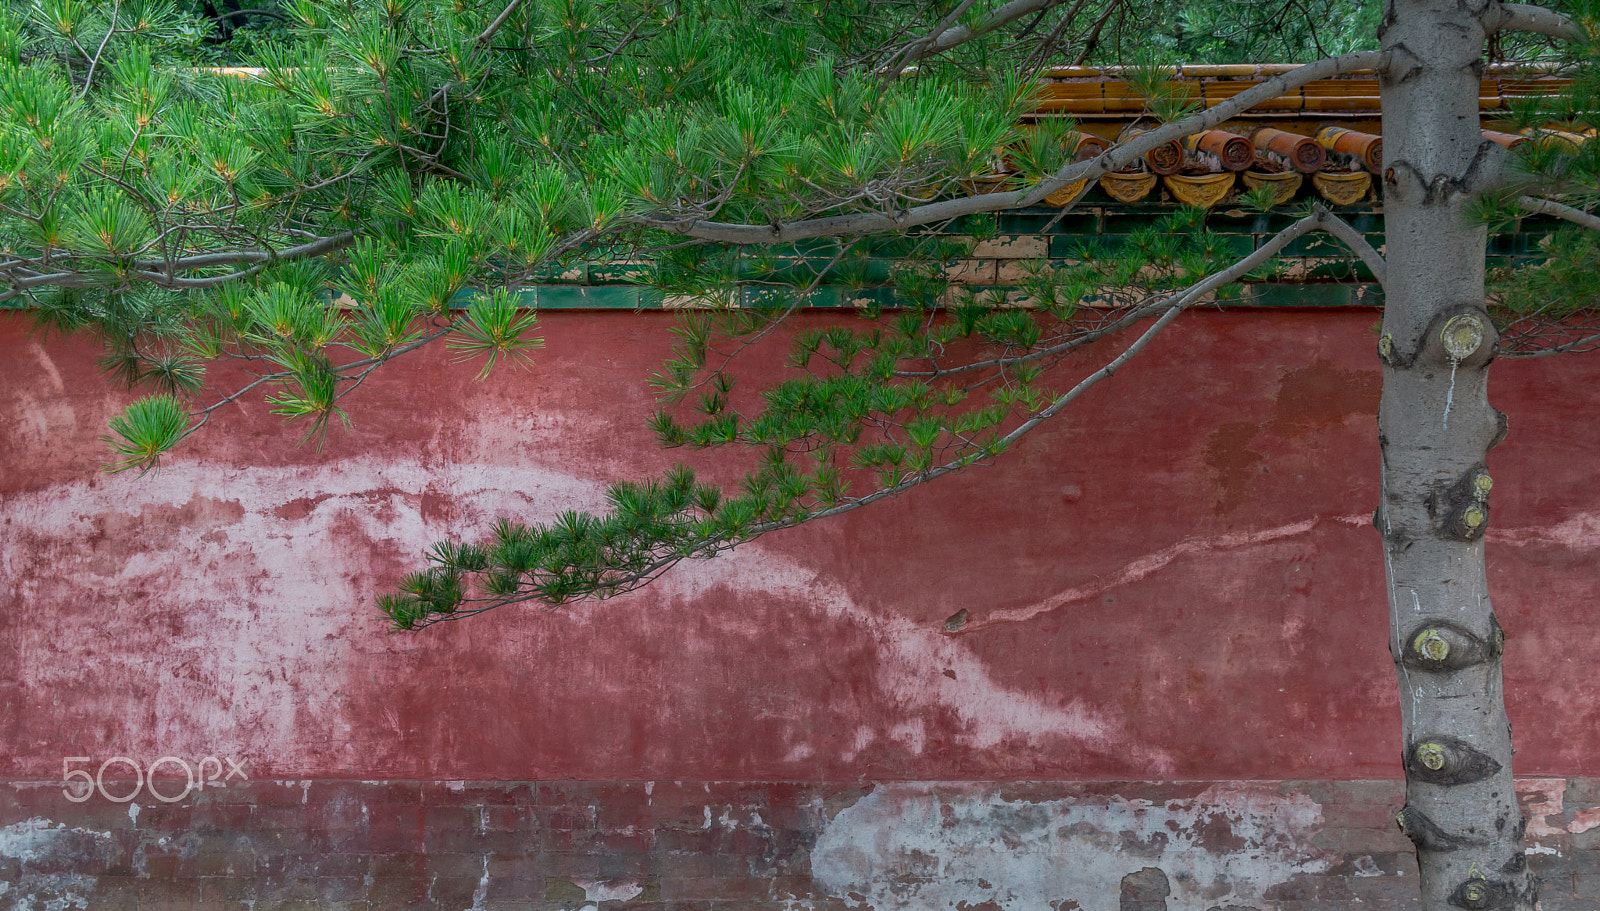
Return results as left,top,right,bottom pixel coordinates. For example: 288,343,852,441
1377,1,1535,908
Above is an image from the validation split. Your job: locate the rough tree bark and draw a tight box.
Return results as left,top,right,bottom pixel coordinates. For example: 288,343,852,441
1377,0,1533,908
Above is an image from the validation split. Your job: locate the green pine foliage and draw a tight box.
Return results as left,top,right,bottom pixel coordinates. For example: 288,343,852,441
3,0,1599,623
381,206,1256,629
103,392,189,473
0,0,1062,480
1141,0,1380,63
1473,2,1600,353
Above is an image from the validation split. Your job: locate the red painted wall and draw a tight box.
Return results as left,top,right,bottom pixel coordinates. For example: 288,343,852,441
2,308,1598,783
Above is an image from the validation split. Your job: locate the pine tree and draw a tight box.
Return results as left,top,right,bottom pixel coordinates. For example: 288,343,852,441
4,1,1599,907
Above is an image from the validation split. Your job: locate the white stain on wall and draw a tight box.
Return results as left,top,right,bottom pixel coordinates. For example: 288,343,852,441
652,547,1167,770
573,878,645,903
2,453,1142,773
810,782,1331,911
0,458,594,767
1490,511,1600,551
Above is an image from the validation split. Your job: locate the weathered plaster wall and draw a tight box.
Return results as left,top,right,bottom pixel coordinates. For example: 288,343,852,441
2,778,1597,909
3,308,1600,908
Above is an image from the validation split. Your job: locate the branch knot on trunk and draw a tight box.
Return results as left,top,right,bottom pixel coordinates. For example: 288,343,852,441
1447,875,1521,910
1379,307,1498,370
1382,141,1500,205
1404,735,1503,785
1396,804,1488,853
1401,618,1503,671
1427,464,1495,540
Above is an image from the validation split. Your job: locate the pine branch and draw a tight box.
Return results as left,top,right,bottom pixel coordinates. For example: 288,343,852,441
1499,326,1600,358
78,0,121,99
0,233,359,299
882,0,988,73
1319,210,1388,284
636,51,1383,244
1519,196,1600,232
386,208,1336,629
893,298,1171,378
476,0,529,48
1484,3,1582,41
892,0,1100,68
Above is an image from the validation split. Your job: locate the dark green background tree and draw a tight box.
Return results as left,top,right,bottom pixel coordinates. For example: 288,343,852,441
4,1,1598,907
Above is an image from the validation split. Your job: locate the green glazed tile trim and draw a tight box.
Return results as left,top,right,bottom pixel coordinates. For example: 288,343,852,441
838,287,901,308
739,287,843,309
537,285,641,309
1048,235,1115,259
1238,282,1384,307
449,287,538,307
587,264,652,284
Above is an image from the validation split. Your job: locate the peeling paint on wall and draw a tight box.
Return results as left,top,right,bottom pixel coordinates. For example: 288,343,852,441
0,777,1596,908
1518,778,1600,839
810,782,1330,911
572,878,646,903
0,817,113,911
